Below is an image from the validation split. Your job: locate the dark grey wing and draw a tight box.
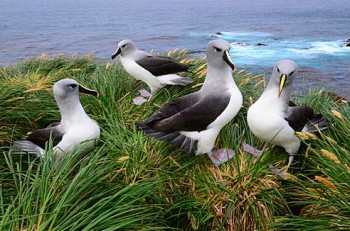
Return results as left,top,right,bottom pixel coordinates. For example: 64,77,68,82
47,122,61,128
135,55,192,76
138,92,199,133
25,126,64,149
285,105,314,131
141,94,231,132
142,92,200,124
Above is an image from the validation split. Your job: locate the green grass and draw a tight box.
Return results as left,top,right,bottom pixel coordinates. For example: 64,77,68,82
0,52,349,230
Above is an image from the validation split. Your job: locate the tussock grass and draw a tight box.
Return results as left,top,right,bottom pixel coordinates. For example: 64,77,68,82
0,52,349,230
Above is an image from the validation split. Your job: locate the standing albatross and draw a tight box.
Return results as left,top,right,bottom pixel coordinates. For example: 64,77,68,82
111,39,193,105
246,59,328,178
138,39,242,165
12,78,100,159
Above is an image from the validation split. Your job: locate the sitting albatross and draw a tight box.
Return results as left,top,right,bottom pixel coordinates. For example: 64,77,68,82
111,39,193,105
137,39,242,165
246,59,328,178
12,78,100,159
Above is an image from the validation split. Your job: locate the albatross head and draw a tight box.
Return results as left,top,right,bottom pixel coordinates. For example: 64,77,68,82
272,59,298,98
53,78,99,102
207,39,236,71
111,39,137,59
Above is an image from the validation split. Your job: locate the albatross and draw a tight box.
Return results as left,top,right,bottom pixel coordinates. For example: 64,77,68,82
246,59,328,178
12,78,100,159
137,39,242,166
111,39,193,105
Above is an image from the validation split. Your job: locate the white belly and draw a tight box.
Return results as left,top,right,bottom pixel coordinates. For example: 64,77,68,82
55,120,100,155
247,103,295,145
120,57,162,92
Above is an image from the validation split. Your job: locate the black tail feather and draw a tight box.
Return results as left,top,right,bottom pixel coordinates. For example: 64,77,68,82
137,122,195,153
180,136,195,153
12,140,41,155
302,114,329,132
170,77,193,86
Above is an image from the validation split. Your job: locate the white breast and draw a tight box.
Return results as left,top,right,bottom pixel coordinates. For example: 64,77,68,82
247,100,295,145
55,119,100,154
208,85,243,129
120,57,162,89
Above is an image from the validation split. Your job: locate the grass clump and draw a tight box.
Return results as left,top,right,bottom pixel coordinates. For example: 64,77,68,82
273,96,350,230
0,52,349,230
1,149,166,230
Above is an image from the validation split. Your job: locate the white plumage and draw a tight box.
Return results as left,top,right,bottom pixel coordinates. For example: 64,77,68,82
138,39,242,165
13,78,100,159
111,39,193,104
247,59,328,177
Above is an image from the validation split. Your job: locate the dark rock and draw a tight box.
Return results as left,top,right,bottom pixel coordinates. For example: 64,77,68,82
256,43,268,46
234,42,247,46
342,39,350,47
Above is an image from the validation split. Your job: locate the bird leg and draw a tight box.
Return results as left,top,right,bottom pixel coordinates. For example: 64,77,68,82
269,154,295,179
243,142,295,179
133,89,152,105
207,148,235,167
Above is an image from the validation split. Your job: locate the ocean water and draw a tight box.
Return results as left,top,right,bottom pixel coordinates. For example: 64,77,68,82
1,0,349,98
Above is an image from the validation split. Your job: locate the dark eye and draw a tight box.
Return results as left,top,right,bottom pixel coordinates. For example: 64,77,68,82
276,67,280,72
290,71,295,75
69,84,78,89
121,44,127,48
214,47,222,52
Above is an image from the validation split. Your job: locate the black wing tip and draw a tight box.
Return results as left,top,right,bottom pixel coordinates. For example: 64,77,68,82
179,63,195,73
137,121,159,136
184,63,194,70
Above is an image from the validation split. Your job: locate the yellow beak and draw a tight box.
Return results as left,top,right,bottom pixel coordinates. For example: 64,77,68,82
278,74,287,98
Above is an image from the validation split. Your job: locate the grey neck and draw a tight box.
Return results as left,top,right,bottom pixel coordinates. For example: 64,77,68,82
201,64,234,94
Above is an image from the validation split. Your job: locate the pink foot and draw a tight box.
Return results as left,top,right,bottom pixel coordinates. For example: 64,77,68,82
208,148,235,167
242,142,263,158
133,96,148,105
139,89,152,98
